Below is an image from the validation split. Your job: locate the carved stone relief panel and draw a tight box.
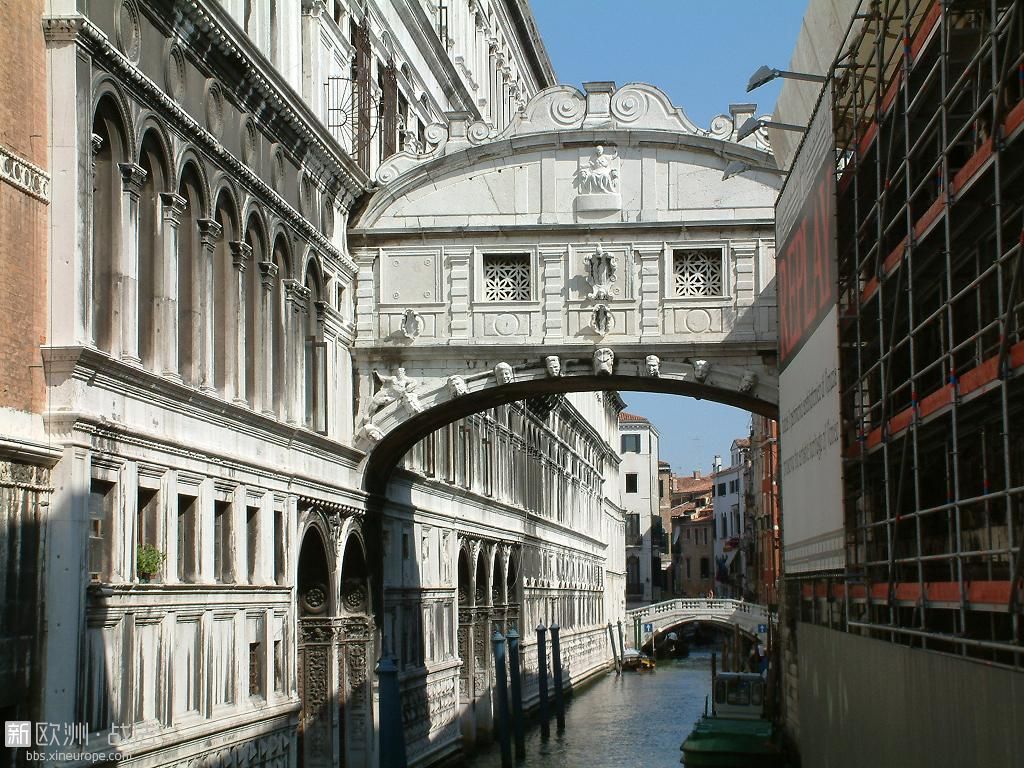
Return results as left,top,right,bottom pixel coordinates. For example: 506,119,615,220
379,249,443,306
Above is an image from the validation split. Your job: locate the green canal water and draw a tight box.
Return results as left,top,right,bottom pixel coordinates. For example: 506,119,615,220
467,649,715,768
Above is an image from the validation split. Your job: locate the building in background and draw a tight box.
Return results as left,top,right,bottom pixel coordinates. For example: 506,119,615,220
619,412,662,606
711,438,750,599
747,416,779,607
772,0,1024,763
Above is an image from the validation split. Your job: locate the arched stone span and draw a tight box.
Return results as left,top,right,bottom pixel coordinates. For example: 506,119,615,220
349,82,783,492
358,354,777,493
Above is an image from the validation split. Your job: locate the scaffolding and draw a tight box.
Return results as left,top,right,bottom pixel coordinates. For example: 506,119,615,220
800,0,1024,669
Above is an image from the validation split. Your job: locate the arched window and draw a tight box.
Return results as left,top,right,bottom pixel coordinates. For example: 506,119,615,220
137,130,168,370
178,164,205,384
271,234,290,419
304,260,326,432
91,98,128,353
244,215,265,409
213,190,238,396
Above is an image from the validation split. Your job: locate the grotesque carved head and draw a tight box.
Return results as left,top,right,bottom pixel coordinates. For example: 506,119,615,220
494,362,515,385
593,347,614,376
739,371,758,393
544,355,562,377
693,359,710,383
447,375,468,397
645,355,661,378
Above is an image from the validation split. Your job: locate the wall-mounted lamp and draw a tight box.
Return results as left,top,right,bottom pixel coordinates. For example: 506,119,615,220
736,117,808,143
746,65,827,92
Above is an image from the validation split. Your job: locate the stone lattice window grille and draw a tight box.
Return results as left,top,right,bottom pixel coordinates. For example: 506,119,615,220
673,249,724,297
483,253,531,301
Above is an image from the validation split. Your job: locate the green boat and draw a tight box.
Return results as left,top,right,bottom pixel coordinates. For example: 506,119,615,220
680,672,784,767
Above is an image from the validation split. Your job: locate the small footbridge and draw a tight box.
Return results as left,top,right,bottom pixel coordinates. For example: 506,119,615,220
626,598,775,646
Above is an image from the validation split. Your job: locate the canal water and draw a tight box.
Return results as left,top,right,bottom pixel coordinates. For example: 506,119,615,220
468,649,714,768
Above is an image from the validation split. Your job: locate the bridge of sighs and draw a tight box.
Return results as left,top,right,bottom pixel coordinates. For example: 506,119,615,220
347,82,784,491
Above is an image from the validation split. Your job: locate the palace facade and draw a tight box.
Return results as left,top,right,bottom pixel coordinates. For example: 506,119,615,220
2,2,625,767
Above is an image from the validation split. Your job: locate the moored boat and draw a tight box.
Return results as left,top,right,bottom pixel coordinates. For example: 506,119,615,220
680,672,784,767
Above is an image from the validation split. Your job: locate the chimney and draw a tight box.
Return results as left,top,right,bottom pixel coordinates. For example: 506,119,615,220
692,470,700,479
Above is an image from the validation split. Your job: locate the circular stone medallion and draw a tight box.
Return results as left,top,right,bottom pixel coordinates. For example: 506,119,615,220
493,313,520,336
685,308,712,333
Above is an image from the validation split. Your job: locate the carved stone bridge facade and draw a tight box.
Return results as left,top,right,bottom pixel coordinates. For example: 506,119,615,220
349,82,783,490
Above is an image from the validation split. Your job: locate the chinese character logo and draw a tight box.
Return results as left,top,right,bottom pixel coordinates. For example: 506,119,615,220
4,721,32,749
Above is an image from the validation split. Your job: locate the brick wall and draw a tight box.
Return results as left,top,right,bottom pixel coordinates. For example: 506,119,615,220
0,0,48,415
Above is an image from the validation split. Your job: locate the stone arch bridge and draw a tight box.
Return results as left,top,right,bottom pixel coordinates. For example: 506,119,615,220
348,82,783,491
627,598,775,648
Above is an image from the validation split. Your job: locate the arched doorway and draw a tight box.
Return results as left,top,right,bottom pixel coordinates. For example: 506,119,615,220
296,520,374,768
296,527,333,768
472,548,492,741
338,533,373,766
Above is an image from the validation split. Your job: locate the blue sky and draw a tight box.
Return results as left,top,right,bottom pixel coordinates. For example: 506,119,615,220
530,1,808,474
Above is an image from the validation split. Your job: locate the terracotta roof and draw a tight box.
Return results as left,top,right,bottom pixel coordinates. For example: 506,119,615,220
672,475,713,493
618,411,650,423
733,438,751,448
658,460,671,468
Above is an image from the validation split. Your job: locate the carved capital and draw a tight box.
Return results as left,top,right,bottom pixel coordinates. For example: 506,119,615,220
91,133,104,155
283,278,311,311
258,260,279,289
197,218,223,249
159,192,187,225
302,0,329,18
118,162,147,197
229,241,252,272
42,16,88,43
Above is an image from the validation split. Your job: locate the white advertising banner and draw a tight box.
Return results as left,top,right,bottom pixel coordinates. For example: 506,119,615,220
777,87,844,573
779,307,843,571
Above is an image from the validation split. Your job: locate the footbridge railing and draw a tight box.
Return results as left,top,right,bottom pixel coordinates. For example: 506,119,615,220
625,598,775,647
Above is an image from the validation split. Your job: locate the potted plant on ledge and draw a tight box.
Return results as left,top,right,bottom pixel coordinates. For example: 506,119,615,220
137,544,166,583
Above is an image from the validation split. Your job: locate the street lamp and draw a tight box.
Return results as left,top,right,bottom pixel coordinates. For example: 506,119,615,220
746,64,826,92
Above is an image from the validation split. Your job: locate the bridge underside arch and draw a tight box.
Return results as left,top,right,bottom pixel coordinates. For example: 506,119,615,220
359,366,776,493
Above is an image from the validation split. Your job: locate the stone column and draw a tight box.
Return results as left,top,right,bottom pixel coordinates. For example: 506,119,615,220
196,219,222,391
636,244,663,337
487,42,499,126
283,279,311,424
228,241,251,404
258,261,279,416
117,162,147,362
157,192,186,377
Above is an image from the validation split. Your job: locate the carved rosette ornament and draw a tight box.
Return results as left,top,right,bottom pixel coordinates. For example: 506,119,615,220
115,0,142,64
205,79,225,138
583,244,618,300
165,42,186,102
